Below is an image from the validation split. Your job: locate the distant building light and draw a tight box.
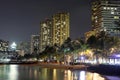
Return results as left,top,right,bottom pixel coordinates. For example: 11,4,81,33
115,8,117,10
103,7,106,10
11,42,17,50
95,16,98,19
107,7,110,10
111,7,113,10
95,20,98,23
114,16,119,19
111,11,114,14
43,23,46,27
63,22,66,25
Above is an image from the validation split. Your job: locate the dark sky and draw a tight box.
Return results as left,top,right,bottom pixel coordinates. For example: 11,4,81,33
0,0,92,44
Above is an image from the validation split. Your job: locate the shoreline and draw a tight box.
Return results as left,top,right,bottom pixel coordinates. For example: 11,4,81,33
0,62,88,70
38,63,120,76
38,62,87,70
1,61,120,76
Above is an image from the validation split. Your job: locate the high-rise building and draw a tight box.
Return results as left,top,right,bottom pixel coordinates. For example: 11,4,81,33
0,39,9,53
40,12,70,52
52,12,70,46
17,41,30,54
31,35,40,53
92,0,120,36
40,19,53,51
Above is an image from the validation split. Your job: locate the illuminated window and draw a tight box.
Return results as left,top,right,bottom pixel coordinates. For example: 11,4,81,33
43,23,46,27
111,7,113,10
47,29,49,32
95,20,97,23
104,29,107,31
107,7,110,9
111,11,114,14
115,8,117,10
103,7,106,9
114,16,119,19
63,21,66,25
95,16,98,19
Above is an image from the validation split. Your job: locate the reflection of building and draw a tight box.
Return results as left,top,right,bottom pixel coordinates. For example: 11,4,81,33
92,0,120,36
0,39,9,52
40,12,70,51
31,35,40,53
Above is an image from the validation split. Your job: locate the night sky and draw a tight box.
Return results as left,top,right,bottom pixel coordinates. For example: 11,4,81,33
0,0,92,44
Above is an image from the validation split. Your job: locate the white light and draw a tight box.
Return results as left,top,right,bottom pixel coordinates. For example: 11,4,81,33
111,7,113,10
107,7,110,9
115,8,117,10
114,16,119,19
9,65,18,80
79,71,85,80
95,20,98,23
63,22,66,25
11,42,17,49
95,16,98,19
111,11,114,14
103,7,106,10
43,23,46,27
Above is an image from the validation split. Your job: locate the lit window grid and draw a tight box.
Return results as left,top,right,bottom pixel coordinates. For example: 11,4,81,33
92,0,120,34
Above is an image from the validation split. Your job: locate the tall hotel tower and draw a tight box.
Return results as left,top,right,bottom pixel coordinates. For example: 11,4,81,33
52,12,70,46
40,19,53,51
92,0,120,36
40,12,70,51
31,35,40,53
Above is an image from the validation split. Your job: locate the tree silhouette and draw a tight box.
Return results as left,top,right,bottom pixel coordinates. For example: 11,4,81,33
87,35,97,48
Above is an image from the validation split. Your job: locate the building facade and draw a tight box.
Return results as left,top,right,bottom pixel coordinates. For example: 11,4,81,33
0,39,9,53
40,12,70,52
31,35,40,53
52,12,70,46
40,19,53,51
17,41,30,54
92,0,120,36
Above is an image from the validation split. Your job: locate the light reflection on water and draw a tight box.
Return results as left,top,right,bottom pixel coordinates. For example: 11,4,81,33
9,65,18,80
0,65,119,80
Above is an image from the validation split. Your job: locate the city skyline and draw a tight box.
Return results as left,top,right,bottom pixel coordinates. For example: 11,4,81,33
0,0,91,44
40,12,70,51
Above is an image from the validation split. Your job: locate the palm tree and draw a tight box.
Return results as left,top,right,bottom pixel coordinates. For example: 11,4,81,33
80,44,89,56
